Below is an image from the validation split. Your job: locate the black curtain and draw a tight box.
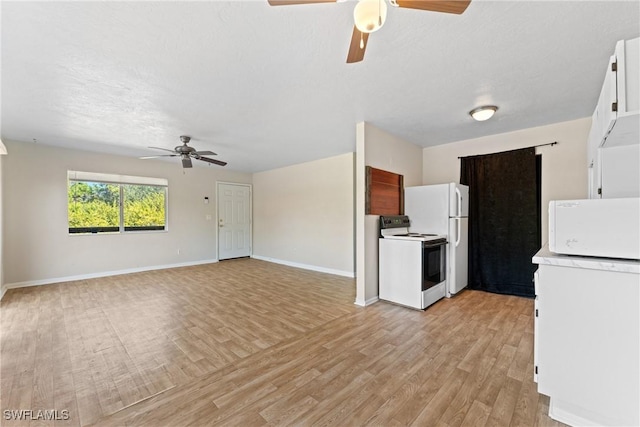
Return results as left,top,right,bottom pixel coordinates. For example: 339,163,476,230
460,148,540,298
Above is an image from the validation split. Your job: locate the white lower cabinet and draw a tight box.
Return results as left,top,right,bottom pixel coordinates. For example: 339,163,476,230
379,238,423,310
534,263,639,427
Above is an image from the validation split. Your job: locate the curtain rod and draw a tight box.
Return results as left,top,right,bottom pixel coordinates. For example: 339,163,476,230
458,141,558,159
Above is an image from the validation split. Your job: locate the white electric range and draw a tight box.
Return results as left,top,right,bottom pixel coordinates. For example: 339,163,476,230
378,215,448,310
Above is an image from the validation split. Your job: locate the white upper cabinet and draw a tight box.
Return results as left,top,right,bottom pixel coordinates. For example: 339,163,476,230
595,55,618,143
587,37,639,199
599,37,639,148
616,38,640,117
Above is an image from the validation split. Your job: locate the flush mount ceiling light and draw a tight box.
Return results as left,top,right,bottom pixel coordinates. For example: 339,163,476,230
469,106,498,121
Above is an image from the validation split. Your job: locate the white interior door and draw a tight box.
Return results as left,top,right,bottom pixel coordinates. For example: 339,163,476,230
217,183,251,260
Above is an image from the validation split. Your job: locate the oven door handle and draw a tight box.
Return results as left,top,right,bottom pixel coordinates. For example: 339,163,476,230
423,241,447,248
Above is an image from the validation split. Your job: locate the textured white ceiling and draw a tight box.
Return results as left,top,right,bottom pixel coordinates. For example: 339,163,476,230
1,1,639,172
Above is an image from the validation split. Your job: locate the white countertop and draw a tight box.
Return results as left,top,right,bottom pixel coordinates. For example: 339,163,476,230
533,245,640,274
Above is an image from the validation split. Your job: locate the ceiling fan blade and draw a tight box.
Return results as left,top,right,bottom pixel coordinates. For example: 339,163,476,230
267,0,336,5
148,146,177,153
182,157,193,168
193,150,217,156
396,0,471,14
140,155,178,159
197,156,228,167
347,26,369,64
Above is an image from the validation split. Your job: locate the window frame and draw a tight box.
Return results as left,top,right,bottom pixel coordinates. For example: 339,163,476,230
67,171,169,235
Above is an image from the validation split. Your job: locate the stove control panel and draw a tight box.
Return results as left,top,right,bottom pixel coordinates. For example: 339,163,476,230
380,215,410,229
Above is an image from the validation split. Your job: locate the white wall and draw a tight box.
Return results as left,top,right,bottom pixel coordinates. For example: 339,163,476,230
1,118,590,296
422,117,590,244
0,153,4,298
355,122,423,306
2,140,251,286
252,153,354,277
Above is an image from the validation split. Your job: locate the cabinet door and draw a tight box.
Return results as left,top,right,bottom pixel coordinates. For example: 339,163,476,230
616,37,639,115
379,239,423,309
601,144,640,198
598,55,618,140
602,38,639,148
536,265,640,426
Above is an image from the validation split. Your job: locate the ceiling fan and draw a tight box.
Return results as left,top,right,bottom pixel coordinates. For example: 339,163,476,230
141,136,227,168
268,0,471,63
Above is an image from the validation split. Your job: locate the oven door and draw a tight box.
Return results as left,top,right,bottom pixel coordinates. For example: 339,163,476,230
422,241,446,291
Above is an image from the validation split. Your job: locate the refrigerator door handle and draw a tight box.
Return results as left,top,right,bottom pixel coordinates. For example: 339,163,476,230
455,218,461,247
455,187,462,217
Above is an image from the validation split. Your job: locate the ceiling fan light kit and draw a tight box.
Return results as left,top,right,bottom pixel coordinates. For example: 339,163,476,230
469,105,498,121
354,0,388,33
268,0,471,63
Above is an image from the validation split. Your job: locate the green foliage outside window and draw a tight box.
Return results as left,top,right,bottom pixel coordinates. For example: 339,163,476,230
123,185,166,228
68,181,166,233
68,182,119,229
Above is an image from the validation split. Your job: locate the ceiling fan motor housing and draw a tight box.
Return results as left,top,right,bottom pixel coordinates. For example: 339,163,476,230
175,144,196,154
176,136,196,154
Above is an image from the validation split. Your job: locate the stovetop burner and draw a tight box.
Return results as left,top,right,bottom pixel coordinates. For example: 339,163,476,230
379,215,446,243
397,233,439,237
383,232,447,243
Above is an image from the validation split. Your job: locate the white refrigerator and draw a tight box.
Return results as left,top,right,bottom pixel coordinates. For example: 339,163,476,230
405,183,469,297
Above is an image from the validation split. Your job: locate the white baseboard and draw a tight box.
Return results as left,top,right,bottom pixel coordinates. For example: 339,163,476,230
354,296,379,307
1,259,219,294
354,298,366,306
251,255,355,278
365,296,379,305
548,397,624,427
1,256,355,300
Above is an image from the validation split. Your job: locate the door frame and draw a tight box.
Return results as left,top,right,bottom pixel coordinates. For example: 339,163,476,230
216,181,253,260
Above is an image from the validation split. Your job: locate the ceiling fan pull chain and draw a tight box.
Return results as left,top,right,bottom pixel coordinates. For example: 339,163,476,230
378,0,382,26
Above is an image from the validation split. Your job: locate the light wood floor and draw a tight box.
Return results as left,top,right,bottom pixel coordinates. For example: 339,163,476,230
1,259,564,426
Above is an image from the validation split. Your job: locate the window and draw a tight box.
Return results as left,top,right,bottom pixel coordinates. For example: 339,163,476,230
68,171,168,234
68,181,120,233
